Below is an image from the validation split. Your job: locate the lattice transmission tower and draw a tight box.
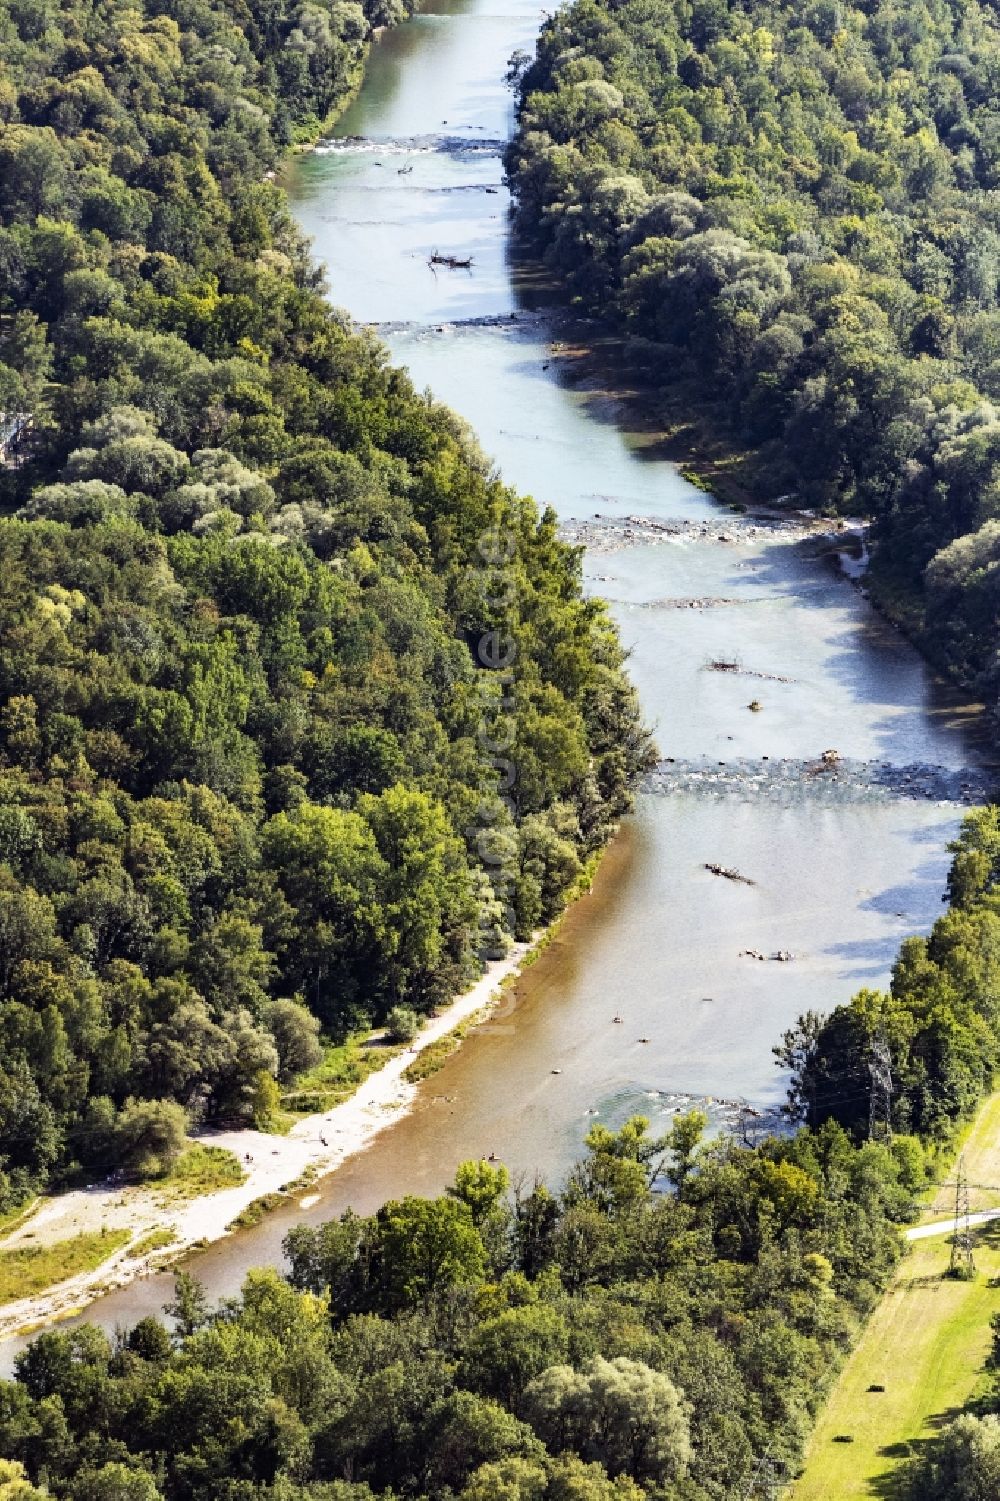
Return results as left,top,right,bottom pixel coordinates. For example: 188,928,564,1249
950,1154,975,1277
868,1028,894,1143
741,1448,784,1501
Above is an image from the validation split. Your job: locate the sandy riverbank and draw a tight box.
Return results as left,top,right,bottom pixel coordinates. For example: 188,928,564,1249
0,939,534,1339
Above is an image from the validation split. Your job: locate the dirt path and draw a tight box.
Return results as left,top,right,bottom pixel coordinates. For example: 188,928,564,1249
0,940,533,1338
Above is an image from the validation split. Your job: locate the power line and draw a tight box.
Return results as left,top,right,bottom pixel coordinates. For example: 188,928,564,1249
931,1181,1000,1193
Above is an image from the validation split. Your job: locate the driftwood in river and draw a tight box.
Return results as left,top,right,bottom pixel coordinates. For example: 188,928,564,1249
705,862,756,886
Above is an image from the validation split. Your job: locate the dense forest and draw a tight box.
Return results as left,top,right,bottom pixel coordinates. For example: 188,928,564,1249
0,0,650,1206
0,1113,923,1501
5,0,1000,1489
0,821,996,1501
0,819,993,1501
507,0,1000,699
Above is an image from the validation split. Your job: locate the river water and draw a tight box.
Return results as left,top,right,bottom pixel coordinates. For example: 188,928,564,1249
6,0,992,1352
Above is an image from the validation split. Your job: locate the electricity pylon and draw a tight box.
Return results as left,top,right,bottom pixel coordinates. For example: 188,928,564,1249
742,1448,783,1500
868,1029,893,1143
950,1154,975,1277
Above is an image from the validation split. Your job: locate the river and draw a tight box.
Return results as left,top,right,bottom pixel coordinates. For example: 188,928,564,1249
3,0,991,1354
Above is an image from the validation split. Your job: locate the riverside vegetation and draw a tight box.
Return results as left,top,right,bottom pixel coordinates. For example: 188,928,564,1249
777,810,1000,1491
0,1118,924,1501
4,0,1000,1495
0,0,650,1210
507,0,1000,698
1,816,996,1500
779,806,1000,1143
507,2,1000,1481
